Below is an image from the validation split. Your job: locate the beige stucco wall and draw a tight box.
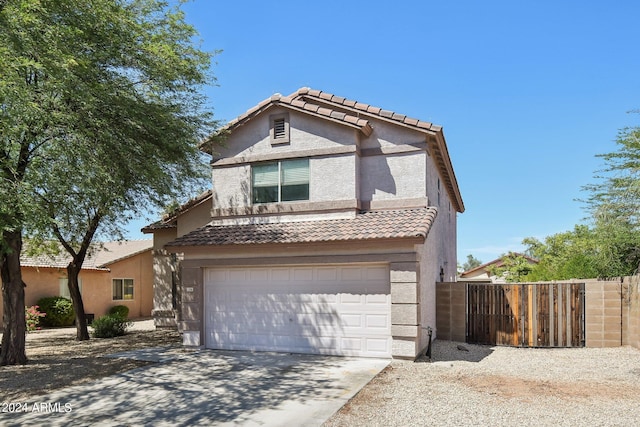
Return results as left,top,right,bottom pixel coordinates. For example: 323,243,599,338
360,152,426,203
210,107,442,216
214,108,358,160
149,200,212,328
359,117,426,150
177,200,212,238
1,250,154,323
106,250,154,318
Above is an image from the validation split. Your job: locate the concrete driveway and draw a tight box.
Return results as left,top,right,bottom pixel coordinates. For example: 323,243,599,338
1,348,389,426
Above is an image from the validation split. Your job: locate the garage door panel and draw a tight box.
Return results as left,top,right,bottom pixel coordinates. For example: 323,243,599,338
366,338,391,353
366,294,389,304
205,265,391,358
365,314,389,329
341,337,364,351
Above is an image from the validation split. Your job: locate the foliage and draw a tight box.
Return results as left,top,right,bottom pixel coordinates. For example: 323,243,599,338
91,314,133,338
461,254,483,272
36,297,75,327
486,252,535,283
0,0,217,349
25,305,46,332
108,305,129,319
522,226,600,280
580,121,640,277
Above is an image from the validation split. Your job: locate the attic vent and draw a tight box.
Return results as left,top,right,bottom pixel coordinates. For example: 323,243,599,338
270,113,290,145
274,118,286,139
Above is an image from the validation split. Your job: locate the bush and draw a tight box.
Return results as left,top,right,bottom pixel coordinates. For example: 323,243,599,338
91,314,133,338
108,305,129,318
36,297,75,327
25,305,46,332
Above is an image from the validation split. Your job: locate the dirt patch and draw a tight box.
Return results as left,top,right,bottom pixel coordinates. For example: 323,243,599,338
452,372,636,402
325,344,640,427
0,323,181,402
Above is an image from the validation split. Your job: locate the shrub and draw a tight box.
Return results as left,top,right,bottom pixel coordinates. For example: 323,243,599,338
91,314,133,338
25,305,46,332
37,296,75,327
108,305,129,318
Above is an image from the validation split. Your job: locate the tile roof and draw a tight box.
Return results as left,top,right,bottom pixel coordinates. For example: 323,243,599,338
208,93,373,143
292,87,442,133
166,208,437,247
21,240,153,270
142,190,213,232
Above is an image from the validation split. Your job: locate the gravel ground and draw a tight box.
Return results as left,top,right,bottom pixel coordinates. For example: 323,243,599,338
324,341,640,427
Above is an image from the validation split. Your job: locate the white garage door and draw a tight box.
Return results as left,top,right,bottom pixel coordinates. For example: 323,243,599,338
204,265,391,358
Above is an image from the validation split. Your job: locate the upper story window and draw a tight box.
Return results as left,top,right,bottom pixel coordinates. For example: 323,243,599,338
270,113,290,145
252,159,309,204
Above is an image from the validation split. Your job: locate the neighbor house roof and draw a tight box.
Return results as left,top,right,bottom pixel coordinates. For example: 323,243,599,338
201,88,464,213
142,190,213,233
460,252,539,278
21,240,153,271
166,207,437,248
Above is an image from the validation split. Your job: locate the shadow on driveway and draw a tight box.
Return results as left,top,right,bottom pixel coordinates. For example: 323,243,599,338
1,349,388,426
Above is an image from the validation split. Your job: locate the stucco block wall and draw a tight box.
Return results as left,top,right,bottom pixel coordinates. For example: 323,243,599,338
436,282,466,342
152,250,177,327
179,264,203,345
390,262,420,358
623,278,640,348
584,280,623,347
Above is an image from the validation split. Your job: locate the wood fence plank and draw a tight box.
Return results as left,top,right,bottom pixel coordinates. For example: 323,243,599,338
465,282,585,348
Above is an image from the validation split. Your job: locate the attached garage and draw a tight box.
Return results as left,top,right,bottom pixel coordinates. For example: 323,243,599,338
203,264,391,358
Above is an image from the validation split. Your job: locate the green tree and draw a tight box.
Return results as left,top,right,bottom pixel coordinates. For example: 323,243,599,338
486,252,534,283
1,0,215,364
522,226,600,280
582,120,640,276
461,254,482,272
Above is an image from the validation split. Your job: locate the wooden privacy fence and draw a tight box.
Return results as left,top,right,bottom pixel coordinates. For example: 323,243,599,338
467,283,585,347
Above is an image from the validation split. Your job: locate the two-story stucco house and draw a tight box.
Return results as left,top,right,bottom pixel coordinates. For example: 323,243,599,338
144,88,464,359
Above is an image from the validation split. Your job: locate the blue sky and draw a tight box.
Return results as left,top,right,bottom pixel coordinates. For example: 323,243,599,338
129,0,640,264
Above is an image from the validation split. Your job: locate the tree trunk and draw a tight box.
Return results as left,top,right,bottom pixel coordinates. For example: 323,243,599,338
0,230,27,365
67,263,89,341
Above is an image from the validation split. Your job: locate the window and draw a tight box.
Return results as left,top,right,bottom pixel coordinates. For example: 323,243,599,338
59,278,82,299
270,113,290,144
113,278,134,300
252,159,309,203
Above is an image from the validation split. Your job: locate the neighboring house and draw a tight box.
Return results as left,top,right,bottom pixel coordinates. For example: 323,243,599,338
144,88,464,359
0,240,154,321
460,253,539,283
